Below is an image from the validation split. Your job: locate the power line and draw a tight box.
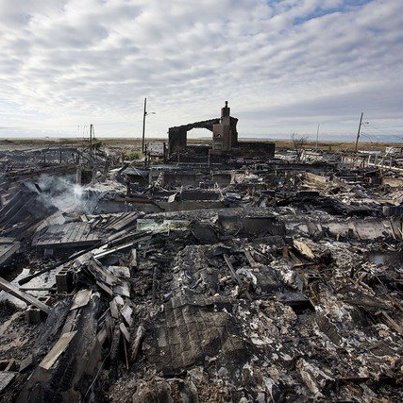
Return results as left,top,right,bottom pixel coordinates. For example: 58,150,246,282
362,121,402,135
360,132,376,143
361,129,403,143
367,125,401,135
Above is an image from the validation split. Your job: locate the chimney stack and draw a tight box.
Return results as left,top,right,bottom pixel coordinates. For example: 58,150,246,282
221,101,230,118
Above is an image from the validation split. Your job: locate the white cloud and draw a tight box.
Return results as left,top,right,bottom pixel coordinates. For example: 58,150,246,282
0,0,402,140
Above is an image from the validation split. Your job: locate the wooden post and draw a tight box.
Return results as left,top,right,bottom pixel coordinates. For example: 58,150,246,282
141,98,147,154
354,112,364,153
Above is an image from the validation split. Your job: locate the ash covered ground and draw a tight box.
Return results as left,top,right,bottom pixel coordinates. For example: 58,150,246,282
0,140,402,402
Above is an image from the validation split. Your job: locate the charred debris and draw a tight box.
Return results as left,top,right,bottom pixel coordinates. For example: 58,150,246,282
0,106,403,402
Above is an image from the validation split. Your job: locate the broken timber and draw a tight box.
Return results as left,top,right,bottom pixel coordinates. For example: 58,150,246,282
0,276,50,313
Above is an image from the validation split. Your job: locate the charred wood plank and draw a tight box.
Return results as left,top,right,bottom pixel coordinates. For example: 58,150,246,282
0,276,50,313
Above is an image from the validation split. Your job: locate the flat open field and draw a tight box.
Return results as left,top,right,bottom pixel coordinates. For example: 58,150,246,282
0,137,398,152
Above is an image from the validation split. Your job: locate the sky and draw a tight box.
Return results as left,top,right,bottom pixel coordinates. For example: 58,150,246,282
1,0,403,142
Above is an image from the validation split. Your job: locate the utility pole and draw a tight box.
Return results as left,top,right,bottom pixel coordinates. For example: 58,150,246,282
315,124,320,150
354,112,364,153
141,98,147,154
141,98,155,154
89,123,94,157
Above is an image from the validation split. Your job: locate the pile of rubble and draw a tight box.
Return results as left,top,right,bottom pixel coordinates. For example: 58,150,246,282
0,144,402,402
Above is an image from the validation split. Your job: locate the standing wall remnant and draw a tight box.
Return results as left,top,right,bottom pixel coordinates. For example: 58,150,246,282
168,102,238,155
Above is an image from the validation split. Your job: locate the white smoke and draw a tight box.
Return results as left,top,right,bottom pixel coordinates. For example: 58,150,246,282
25,174,122,215
27,174,87,213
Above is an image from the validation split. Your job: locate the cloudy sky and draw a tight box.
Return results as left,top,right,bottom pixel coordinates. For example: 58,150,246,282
1,0,403,141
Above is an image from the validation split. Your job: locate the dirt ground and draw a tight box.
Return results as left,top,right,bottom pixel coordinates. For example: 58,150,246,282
0,138,397,153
